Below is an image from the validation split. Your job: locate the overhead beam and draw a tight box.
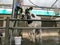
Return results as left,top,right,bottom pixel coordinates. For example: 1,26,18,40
51,0,59,7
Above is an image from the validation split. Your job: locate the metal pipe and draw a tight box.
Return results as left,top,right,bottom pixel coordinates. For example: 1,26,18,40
0,19,6,21
0,18,60,23
9,19,60,22
5,17,10,45
51,0,59,7
0,27,6,29
0,26,59,30
1,19,60,22
9,27,60,30
22,5,60,9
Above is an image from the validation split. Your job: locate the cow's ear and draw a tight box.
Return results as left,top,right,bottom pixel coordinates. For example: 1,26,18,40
31,14,35,18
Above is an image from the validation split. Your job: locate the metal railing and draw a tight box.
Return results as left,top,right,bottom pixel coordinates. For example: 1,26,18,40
0,17,60,45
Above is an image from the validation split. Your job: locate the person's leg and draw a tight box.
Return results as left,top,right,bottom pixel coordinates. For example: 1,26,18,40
14,7,18,18
13,6,20,27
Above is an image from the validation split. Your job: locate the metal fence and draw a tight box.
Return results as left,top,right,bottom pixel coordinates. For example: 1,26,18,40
0,17,60,45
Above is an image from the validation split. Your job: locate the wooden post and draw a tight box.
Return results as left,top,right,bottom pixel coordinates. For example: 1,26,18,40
5,17,10,45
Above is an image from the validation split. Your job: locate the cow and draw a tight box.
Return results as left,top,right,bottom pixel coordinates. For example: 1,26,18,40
21,13,42,42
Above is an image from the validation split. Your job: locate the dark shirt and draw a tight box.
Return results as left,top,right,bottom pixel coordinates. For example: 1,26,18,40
14,2,21,9
14,2,23,14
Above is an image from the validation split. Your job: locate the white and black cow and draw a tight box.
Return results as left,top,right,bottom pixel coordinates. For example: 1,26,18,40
19,12,42,42
21,13,42,42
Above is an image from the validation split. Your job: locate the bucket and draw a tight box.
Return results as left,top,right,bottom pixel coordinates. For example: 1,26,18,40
14,36,22,45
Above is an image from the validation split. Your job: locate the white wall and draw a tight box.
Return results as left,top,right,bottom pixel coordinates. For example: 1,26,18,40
0,0,13,4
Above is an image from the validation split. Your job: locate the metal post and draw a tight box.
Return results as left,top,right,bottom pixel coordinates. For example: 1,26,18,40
5,17,10,45
12,0,16,18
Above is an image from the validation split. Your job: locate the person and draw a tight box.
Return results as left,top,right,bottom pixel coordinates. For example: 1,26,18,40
14,0,23,18
25,7,33,19
13,0,23,27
